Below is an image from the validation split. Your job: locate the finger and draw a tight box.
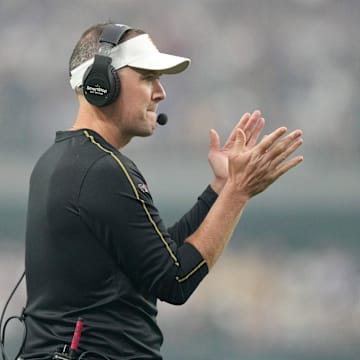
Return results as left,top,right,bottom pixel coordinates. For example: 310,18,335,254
246,117,265,148
223,112,251,149
237,112,252,129
256,127,287,154
244,110,262,133
232,128,246,153
272,155,304,180
242,110,261,141
266,129,303,160
209,129,221,151
271,137,304,168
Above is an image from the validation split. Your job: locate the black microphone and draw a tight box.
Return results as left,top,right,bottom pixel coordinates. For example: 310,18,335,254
156,113,168,126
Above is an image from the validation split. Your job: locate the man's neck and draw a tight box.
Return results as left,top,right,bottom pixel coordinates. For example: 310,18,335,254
70,100,131,150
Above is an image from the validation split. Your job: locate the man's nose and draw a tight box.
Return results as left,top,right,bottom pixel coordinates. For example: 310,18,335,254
153,79,166,101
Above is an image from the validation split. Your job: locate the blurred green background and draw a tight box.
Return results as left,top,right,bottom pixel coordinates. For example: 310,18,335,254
1,1,359,359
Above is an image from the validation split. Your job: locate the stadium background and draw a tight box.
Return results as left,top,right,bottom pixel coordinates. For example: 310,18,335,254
0,1,359,359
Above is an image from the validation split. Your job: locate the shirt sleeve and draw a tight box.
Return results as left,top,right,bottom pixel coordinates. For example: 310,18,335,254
167,185,218,246
78,154,211,305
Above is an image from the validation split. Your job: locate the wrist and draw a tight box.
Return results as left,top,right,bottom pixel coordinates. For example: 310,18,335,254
210,178,226,194
221,179,250,204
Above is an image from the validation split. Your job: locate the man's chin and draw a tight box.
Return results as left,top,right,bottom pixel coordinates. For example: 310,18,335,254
137,126,155,138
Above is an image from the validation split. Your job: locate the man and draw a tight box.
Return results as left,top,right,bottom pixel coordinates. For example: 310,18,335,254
21,22,303,360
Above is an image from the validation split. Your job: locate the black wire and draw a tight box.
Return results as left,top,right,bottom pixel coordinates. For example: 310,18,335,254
0,271,26,360
78,351,112,360
1,272,110,360
2,315,27,360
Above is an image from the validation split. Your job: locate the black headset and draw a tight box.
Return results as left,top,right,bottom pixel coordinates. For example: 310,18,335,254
82,24,131,107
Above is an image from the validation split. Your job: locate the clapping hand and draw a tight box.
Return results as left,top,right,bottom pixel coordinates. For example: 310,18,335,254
208,110,265,193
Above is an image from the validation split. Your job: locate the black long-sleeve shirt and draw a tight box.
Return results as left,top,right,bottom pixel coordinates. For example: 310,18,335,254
22,129,217,360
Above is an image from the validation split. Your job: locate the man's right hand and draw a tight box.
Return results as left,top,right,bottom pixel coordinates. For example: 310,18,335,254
227,126,303,200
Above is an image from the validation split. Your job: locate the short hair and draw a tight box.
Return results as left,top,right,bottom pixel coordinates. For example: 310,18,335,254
69,22,145,93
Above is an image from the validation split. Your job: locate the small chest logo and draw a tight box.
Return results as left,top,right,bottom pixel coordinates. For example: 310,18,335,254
138,183,149,193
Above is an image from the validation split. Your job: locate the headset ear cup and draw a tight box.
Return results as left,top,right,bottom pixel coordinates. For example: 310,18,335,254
107,65,120,105
82,55,120,107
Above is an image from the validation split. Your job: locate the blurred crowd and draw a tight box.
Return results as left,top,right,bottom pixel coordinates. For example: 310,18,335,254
1,1,360,157
0,0,359,203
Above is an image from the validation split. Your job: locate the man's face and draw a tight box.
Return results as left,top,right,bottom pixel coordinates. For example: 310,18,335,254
114,66,166,138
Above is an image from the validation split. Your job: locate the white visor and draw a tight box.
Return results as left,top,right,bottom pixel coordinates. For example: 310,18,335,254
70,34,191,89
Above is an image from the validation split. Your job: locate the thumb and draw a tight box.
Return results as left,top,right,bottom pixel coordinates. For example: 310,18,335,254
233,128,246,152
209,129,220,151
